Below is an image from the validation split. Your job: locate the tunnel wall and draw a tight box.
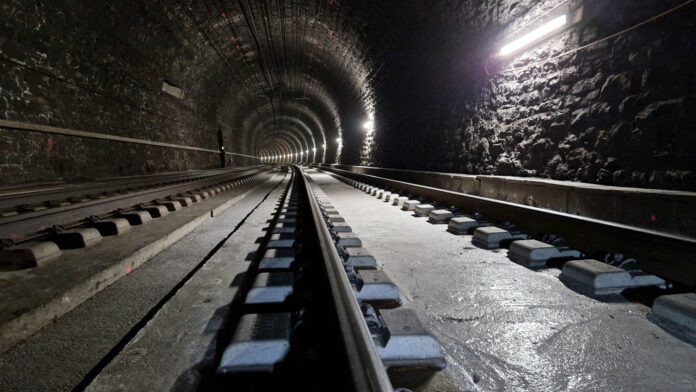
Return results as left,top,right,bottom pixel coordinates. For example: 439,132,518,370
0,1,252,186
366,0,696,190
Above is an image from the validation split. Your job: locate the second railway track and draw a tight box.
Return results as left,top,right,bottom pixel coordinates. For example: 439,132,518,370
0,166,268,261
315,165,696,288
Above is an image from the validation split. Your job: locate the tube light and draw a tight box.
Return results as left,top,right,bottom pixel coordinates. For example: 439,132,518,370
322,143,326,149
336,137,342,144
363,120,374,131
499,14,567,57
312,147,316,152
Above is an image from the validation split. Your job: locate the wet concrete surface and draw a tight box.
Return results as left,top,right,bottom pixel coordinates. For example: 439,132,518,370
306,169,696,392
0,174,284,392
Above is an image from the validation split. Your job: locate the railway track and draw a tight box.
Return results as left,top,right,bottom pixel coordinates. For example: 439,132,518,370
0,166,268,267
194,166,445,391
315,166,696,289
0,166,693,391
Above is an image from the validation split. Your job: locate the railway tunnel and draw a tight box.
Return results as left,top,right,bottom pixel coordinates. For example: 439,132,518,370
1,0,695,391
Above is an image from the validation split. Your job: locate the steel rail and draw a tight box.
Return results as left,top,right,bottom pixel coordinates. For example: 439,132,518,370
297,166,393,392
0,167,257,211
0,167,268,241
318,166,696,287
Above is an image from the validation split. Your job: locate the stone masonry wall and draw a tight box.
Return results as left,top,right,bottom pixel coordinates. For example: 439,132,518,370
367,0,696,191
0,1,243,185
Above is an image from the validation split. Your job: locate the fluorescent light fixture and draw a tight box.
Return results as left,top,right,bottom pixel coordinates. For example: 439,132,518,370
322,143,326,149
363,120,374,131
336,137,342,143
499,14,567,57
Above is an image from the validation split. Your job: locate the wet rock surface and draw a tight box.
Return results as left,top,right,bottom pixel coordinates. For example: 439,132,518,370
366,0,696,191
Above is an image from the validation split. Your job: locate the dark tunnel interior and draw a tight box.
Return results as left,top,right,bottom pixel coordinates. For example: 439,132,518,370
2,2,696,391
1,0,694,190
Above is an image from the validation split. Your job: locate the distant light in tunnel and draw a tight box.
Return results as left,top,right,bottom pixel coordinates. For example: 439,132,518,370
363,120,374,132
312,147,316,153
498,14,567,57
322,143,326,149
336,137,342,144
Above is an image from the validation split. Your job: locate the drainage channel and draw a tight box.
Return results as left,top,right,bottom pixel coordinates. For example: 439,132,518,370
198,166,446,391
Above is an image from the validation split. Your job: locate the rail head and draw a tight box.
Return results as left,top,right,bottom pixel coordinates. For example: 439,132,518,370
296,165,394,392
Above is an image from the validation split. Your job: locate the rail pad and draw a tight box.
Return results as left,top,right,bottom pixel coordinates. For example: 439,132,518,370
329,222,352,233
353,269,401,308
259,249,295,271
402,200,420,211
245,272,294,305
508,239,581,268
53,228,102,249
393,196,408,206
373,308,446,370
336,232,362,248
92,218,132,236
342,247,378,270
428,209,453,224
560,259,666,295
120,210,152,225
217,312,292,374
649,293,696,342
447,216,482,234
0,241,61,269
472,227,527,249
414,204,435,217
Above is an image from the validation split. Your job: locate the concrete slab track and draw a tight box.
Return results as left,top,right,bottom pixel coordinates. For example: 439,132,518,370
1,168,694,392
305,169,696,392
0,173,285,392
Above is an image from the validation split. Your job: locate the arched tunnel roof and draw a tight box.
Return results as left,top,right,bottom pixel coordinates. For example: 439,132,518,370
1,0,694,190
163,0,382,164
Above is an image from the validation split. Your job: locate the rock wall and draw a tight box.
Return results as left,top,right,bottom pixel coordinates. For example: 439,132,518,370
2,0,694,190
366,0,696,190
0,0,251,185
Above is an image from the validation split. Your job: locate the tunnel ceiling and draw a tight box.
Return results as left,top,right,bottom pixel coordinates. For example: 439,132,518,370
159,0,394,162
2,0,694,190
